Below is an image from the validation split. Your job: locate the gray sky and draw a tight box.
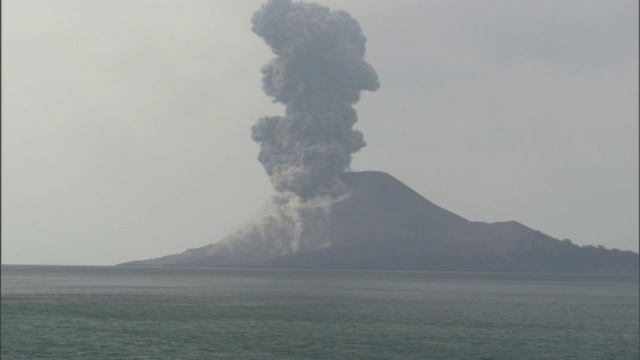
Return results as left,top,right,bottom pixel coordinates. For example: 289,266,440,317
2,0,638,266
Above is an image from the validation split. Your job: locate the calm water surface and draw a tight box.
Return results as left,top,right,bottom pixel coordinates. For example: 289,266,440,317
1,265,638,359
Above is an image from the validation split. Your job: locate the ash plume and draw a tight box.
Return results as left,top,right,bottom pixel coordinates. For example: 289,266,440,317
251,0,379,200
213,0,379,262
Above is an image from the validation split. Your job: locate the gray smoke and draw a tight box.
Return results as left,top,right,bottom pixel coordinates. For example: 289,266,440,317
213,0,378,263
251,0,379,200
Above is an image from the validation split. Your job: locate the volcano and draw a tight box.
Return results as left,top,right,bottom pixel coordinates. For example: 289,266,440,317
118,171,638,274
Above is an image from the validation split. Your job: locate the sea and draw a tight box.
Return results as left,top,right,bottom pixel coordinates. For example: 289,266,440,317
1,265,638,360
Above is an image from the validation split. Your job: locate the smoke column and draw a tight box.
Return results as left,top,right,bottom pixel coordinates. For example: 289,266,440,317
251,0,379,200
211,0,379,264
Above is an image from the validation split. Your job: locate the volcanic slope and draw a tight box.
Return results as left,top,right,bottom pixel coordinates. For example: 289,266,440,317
119,171,639,274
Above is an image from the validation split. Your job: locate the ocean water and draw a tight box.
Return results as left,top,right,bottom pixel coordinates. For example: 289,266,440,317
1,265,638,360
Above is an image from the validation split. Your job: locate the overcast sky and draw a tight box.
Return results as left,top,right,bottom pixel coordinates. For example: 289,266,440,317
2,0,638,266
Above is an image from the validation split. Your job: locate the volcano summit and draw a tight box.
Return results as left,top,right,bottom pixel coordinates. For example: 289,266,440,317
119,171,638,273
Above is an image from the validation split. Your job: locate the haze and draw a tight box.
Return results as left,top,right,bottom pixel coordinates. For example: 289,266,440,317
2,0,638,265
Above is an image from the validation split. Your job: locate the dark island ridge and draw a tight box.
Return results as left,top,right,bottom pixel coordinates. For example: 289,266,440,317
118,171,639,274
